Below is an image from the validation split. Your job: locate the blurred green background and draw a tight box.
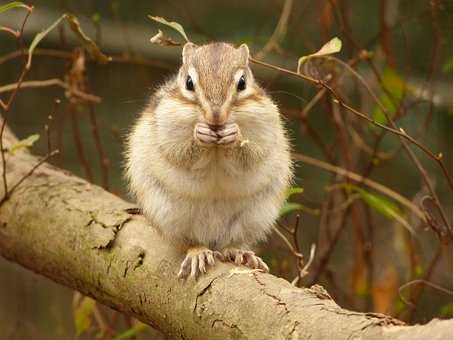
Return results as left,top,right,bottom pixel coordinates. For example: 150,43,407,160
0,0,452,339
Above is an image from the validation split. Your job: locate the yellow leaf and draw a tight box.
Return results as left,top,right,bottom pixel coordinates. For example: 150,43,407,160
297,37,342,73
27,14,67,69
0,1,28,14
73,297,95,336
8,134,39,155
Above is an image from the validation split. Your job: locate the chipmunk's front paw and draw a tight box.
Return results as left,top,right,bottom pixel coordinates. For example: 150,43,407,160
177,246,224,279
194,122,218,146
222,248,269,272
216,123,241,146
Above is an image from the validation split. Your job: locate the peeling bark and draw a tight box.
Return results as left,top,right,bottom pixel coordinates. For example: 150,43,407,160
0,124,451,340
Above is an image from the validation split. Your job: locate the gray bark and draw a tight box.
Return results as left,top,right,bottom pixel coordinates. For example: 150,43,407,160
0,124,451,340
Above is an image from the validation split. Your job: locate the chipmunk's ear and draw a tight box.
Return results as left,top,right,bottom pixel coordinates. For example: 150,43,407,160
238,43,250,66
182,42,197,64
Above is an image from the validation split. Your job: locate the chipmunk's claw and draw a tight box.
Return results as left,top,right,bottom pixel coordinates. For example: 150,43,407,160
177,247,224,280
194,122,241,147
222,248,269,272
217,123,240,146
194,122,219,145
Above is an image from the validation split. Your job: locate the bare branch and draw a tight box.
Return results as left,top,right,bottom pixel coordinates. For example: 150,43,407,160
250,57,453,191
293,152,426,222
1,121,451,339
0,78,101,103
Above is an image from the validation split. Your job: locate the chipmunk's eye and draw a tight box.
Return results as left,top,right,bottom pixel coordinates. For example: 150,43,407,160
237,75,246,91
186,76,194,91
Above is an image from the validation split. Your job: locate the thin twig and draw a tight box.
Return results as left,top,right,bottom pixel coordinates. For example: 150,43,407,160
249,57,453,190
0,48,173,69
403,243,444,321
399,279,453,309
273,224,302,257
255,0,294,59
69,104,94,182
318,56,451,235
309,206,350,285
0,6,33,202
292,152,426,222
300,244,316,278
0,79,101,103
0,26,19,38
88,104,110,190
0,150,59,206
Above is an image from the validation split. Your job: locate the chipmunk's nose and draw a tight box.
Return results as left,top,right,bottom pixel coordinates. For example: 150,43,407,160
205,107,226,130
208,123,223,131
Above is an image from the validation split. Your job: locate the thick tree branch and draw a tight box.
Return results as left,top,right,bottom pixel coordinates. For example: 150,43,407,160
0,123,451,340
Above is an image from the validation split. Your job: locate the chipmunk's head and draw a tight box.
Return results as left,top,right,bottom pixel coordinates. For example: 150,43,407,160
177,42,257,130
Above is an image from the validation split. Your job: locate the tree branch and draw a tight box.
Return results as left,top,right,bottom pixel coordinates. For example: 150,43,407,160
0,122,451,339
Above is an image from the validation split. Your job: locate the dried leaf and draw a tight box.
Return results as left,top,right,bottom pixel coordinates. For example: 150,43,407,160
228,268,262,278
27,14,67,69
150,29,181,47
297,37,342,73
65,14,111,64
8,134,39,155
27,14,110,69
0,1,28,14
148,15,189,42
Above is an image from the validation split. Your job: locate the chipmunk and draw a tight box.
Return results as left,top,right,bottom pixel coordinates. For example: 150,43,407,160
125,42,292,279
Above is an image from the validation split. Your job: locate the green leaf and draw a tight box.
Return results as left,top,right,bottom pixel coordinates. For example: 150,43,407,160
8,134,39,155
114,322,148,340
91,13,101,24
440,303,453,318
74,297,96,336
372,94,396,125
280,187,319,216
0,2,27,14
27,14,67,69
297,37,342,73
286,186,304,198
27,14,110,69
279,202,304,217
148,15,189,42
372,105,388,125
442,57,453,73
66,14,111,63
382,68,405,100
280,187,304,216
371,68,405,126
394,299,406,314
348,185,414,234
415,265,423,277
